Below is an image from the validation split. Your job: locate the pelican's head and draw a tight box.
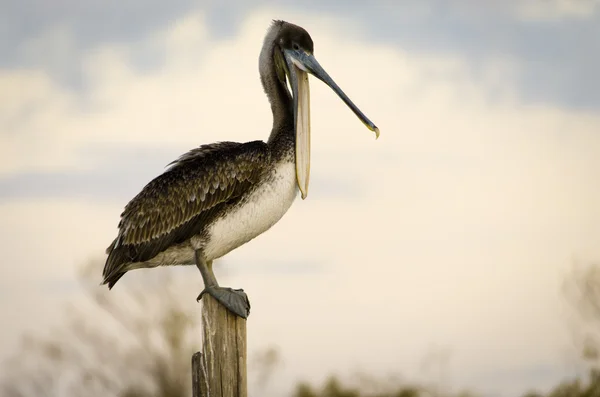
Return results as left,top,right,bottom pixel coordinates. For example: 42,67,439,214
268,20,379,199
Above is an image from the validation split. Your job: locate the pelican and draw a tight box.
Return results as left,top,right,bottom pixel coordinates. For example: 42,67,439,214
102,20,379,318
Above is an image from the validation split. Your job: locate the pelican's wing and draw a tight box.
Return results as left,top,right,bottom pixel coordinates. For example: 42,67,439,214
102,140,270,287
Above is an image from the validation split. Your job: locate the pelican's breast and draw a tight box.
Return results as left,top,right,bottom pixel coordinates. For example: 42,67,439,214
201,160,298,260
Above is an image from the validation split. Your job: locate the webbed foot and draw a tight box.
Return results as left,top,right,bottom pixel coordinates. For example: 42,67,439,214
197,286,251,319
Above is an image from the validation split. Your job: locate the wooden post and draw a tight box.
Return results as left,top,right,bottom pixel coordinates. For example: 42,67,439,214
192,293,247,397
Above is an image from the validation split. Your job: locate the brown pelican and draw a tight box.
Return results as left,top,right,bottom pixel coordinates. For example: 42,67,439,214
102,20,379,318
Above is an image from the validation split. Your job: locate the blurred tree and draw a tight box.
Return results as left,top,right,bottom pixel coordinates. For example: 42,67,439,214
250,345,282,393
521,368,600,397
1,261,199,397
322,376,360,397
6,260,600,397
0,260,280,397
294,382,319,397
518,262,600,397
289,264,600,397
564,263,600,372
291,374,425,397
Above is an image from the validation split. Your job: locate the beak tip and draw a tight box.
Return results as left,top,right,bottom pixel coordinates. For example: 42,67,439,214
374,126,380,140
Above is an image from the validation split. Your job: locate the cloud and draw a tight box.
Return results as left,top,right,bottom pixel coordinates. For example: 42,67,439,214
0,146,364,202
0,143,184,199
515,0,599,21
0,9,563,175
3,1,600,112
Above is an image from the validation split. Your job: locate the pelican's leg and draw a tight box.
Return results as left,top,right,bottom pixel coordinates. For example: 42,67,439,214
195,250,250,319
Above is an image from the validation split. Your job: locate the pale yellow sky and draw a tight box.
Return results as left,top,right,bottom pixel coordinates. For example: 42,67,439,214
1,7,600,396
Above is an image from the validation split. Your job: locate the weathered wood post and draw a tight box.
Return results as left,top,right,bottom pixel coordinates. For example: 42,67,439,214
192,294,247,397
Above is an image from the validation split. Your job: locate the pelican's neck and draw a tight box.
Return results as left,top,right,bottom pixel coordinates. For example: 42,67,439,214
259,33,294,151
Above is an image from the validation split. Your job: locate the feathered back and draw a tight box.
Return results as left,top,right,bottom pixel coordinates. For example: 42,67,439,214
102,140,270,287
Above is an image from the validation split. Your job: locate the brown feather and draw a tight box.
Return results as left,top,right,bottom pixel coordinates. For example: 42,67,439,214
102,140,270,287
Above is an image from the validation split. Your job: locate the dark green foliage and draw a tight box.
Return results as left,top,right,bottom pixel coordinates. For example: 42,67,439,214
294,382,319,397
391,387,421,397
292,371,600,397
291,375,424,397
521,368,600,397
322,377,360,397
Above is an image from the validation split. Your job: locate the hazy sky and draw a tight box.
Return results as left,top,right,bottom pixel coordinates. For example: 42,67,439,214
1,1,600,396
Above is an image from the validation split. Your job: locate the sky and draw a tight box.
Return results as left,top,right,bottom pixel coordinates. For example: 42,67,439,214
1,0,600,396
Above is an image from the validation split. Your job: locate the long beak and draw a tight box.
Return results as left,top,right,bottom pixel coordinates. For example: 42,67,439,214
287,63,311,199
285,49,379,199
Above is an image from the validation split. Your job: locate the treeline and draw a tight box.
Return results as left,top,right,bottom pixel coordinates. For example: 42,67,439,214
2,262,599,397
291,369,600,397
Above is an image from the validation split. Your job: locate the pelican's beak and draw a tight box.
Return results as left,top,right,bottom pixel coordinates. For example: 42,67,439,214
284,48,379,199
